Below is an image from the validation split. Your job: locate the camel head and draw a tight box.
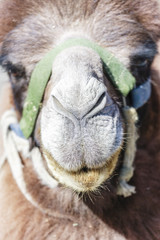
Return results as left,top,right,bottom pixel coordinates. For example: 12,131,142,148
0,0,160,193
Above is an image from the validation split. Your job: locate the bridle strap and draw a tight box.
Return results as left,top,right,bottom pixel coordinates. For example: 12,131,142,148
19,38,136,138
131,78,151,109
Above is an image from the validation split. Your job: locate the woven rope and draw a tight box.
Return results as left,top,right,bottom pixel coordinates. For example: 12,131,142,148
117,107,138,197
0,109,58,207
1,108,138,198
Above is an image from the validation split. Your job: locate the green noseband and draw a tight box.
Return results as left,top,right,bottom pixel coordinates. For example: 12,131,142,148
20,38,136,138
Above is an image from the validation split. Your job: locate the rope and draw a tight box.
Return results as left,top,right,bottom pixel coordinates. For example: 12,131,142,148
117,107,138,197
1,108,138,198
0,109,58,208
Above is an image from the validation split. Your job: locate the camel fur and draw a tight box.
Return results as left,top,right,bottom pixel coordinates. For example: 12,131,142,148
0,1,160,239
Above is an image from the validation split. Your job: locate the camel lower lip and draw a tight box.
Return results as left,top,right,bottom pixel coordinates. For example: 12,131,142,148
43,149,121,192
68,167,110,190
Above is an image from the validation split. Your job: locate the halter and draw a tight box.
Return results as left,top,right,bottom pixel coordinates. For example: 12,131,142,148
18,38,151,138
6,38,151,197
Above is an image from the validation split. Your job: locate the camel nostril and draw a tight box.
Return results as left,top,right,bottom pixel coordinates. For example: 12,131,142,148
52,95,67,115
51,90,109,121
85,92,106,117
52,90,108,121
51,76,110,120
95,92,106,108
84,91,108,119
52,95,80,127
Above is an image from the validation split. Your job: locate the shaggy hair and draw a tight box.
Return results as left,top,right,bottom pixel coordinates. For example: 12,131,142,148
0,0,160,239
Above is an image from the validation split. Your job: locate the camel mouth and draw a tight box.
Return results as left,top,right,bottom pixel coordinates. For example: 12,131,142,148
42,148,121,192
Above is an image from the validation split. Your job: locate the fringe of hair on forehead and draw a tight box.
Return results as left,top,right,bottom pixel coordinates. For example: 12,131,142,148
0,0,160,44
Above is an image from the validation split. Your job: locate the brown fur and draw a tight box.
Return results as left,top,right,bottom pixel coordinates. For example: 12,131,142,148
0,1,160,239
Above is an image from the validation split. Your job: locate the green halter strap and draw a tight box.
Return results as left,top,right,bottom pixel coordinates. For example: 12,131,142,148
19,38,136,138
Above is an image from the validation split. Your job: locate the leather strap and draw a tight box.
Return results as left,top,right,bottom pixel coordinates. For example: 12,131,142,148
19,38,136,138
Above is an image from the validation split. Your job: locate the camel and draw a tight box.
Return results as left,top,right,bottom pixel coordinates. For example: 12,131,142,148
0,0,160,239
